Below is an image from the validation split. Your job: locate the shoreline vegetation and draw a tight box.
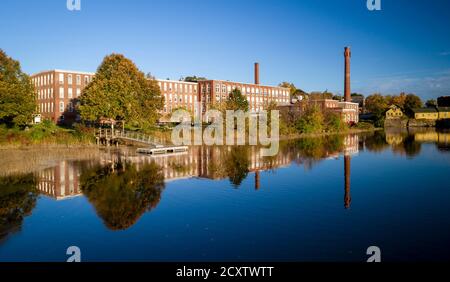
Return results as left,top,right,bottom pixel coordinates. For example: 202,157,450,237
0,121,379,149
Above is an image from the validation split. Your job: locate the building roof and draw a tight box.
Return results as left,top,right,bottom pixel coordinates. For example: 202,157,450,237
30,69,96,76
437,107,450,112
155,78,198,85
412,108,437,113
200,79,290,90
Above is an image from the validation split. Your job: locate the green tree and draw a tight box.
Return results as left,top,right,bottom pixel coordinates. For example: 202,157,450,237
324,111,347,132
365,93,389,127
295,105,324,133
183,76,207,83
0,49,36,127
425,99,437,108
278,82,297,96
79,53,163,128
403,94,423,117
226,88,249,112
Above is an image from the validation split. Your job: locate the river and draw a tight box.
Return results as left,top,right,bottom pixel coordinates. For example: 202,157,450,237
1,129,450,261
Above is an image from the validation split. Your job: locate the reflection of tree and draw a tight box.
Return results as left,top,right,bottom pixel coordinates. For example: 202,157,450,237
80,161,165,230
0,174,38,242
224,147,250,187
364,131,389,153
402,135,421,157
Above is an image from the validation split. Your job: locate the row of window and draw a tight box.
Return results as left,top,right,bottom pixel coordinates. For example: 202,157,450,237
39,101,75,113
159,81,197,93
164,94,197,104
33,73,93,87
37,87,82,100
203,84,289,97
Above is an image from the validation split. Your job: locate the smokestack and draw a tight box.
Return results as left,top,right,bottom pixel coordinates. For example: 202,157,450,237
344,155,351,209
254,62,260,85
344,47,351,102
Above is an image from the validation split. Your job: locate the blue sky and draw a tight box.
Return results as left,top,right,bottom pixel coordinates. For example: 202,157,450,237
1,0,449,99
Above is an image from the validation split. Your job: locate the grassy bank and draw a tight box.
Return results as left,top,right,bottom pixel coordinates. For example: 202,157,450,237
0,121,95,148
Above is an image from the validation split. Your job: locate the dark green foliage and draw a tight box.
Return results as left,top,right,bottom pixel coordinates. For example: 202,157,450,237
0,49,36,127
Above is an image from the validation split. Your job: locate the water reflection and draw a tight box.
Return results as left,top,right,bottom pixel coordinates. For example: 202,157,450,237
0,174,38,242
1,129,449,236
80,159,165,230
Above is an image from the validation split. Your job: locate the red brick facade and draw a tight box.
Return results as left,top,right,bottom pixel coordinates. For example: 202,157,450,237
31,70,95,124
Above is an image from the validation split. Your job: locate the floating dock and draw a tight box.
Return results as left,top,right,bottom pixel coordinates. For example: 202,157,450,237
137,145,189,155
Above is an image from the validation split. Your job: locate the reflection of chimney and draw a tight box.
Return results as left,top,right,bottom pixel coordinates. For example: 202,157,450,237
254,62,260,85
344,155,351,209
255,170,260,190
344,47,351,102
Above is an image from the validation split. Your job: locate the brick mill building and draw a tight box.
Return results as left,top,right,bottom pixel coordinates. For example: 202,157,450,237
30,51,357,125
31,63,290,124
31,70,95,124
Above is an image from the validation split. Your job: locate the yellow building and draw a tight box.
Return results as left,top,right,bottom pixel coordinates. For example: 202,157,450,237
438,107,450,119
413,108,439,120
386,105,404,119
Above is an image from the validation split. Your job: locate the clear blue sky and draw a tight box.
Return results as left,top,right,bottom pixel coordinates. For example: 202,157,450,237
1,0,450,99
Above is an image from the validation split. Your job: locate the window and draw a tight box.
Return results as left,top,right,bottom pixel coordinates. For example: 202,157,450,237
76,75,81,85
59,87,65,98
59,73,64,84
84,76,89,85
216,85,220,93
68,88,73,98
59,102,65,112
68,74,73,85
68,102,74,112
76,89,81,97
164,83,167,91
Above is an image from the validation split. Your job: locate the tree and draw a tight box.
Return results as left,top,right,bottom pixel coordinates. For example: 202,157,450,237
226,88,249,112
293,88,308,100
278,82,297,96
310,91,333,100
295,105,324,133
183,76,207,83
365,94,388,116
425,99,437,108
0,49,36,127
79,53,163,128
390,92,407,108
365,93,388,127
403,94,423,117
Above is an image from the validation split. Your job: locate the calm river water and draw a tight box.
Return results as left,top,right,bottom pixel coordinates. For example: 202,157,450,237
1,129,450,262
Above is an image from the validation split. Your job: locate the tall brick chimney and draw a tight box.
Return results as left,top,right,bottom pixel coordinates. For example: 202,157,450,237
344,47,351,102
254,62,260,85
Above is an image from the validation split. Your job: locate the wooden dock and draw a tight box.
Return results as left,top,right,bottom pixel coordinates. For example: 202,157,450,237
95,128,188,156
136,146,188,155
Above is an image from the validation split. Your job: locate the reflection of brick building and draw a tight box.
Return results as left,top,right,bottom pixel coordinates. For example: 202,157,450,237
36,161,81,200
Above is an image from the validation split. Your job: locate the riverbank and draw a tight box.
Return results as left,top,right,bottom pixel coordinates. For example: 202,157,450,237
0,122,95,148
278,127,382,141
0,125,383,150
